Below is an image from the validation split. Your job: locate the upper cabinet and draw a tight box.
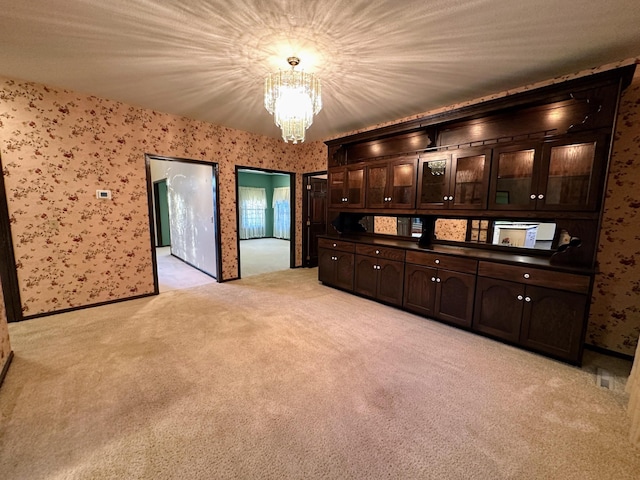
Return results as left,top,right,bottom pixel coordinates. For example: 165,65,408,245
328,164,366,209
366,156,418,209
417,147,491,210
488,132,609,211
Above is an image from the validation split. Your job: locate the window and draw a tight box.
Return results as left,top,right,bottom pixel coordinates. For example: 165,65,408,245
238,187,266,239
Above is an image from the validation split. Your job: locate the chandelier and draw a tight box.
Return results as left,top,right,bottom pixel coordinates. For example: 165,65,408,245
264,57,322,144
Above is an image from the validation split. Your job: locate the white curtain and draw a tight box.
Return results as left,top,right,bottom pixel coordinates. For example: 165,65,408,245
628,340,640,448
239,186,266,239
272,187,290,240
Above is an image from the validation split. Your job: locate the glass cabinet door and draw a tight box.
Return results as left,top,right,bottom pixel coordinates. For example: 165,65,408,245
417,152,451,209
451,147,491,209
538,135,605,211
489,143,541,210
328,168,346,207
388,157,417,208
346,165,365,208
366,162,388,208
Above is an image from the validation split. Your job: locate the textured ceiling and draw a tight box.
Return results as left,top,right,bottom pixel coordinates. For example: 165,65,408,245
1,0,640,142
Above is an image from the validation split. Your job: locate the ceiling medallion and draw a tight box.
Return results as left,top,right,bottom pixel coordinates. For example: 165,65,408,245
264,56,322,144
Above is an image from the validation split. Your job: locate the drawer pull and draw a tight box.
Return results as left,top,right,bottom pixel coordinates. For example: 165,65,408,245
435,259,440,264
333,243,337,247
525,296,531,302
523,273,530,279
375,250,380,255
517,295,523,301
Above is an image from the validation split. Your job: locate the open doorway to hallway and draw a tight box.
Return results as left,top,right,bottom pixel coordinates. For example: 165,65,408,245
236,167,295,278
146,155,221,292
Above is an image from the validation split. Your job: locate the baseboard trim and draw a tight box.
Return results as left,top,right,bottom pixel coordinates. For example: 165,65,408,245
20,292,157,322
0,350,14,388
584,343,634,362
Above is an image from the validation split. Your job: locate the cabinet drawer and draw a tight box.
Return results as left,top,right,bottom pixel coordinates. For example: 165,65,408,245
477,261,590,294
318,238,356,253
356,244,406,262
405,251,477,274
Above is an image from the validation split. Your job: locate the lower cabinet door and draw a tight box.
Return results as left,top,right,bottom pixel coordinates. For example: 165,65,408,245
473,277,524,342
403,264,437,316
376,258,405,306
318,249,336,285
435,270,476,328
520,285,587,363
335,252,355,291
354,255,378,298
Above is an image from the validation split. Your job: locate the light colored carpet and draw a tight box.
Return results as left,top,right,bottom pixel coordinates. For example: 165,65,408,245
240,238,290,277
156,247,216,293
1,268,639,479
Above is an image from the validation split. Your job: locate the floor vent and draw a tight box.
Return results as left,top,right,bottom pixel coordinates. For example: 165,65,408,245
596,368,613,390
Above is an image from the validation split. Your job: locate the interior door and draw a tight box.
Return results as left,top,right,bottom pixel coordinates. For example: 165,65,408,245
303,174,327,268
153,179,171,247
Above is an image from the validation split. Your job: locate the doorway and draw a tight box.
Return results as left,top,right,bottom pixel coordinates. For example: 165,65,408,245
0,154,22,322
236,167,295,278
302,172,327,268
146,155,221,292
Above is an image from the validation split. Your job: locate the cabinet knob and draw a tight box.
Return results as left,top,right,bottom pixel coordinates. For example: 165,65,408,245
333,243,337,247
530,194,536,200
523,273,530,279
436,277,441,283
375,250,380,254
435,259,440,264
525,296,531,302
517,295,523,301
448,195,453,201
443,195,448,201
431,277,436,282
538,194,544,200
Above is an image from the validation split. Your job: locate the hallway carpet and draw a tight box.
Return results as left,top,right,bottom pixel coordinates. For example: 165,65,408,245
1,268,639,479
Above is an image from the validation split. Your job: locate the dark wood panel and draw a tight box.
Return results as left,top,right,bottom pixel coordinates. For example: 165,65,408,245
477,261,590,294
347,130,432,163
405,251,477,274
435,270,476,327
403,264,437,317
376,258,405,306
335,252,355,291
354,255,378,298
318,238,356,253
356,244,406,261
520,285,587,363
473,277,524,342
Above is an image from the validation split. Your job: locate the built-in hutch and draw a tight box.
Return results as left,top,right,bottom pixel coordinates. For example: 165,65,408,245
319,65,636,365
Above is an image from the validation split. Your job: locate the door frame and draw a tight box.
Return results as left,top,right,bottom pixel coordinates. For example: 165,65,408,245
0,154,23,322
152,178,171,247
302,170,327,268
235,166,296,279
145,154,222,292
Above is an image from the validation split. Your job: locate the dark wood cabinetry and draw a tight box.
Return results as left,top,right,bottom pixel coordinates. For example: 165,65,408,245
417,147,491,210
321,65,635,365
473,262,590,363
488,132,609,212
318,238,355,291
354,245,405,306
328,164,366,209
403,251,477,327
366,156,418,209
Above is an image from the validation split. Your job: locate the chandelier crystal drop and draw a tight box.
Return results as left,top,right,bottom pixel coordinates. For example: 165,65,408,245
264,57,322,144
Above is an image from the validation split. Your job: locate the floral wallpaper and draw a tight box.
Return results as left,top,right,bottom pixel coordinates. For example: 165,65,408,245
588,67,640,355
0,77,325,317
1,56,639,355
0,275,11,377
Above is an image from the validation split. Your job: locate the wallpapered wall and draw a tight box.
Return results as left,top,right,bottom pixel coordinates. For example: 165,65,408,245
0,275,10,376
1,57,639,355
0,78,325,317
